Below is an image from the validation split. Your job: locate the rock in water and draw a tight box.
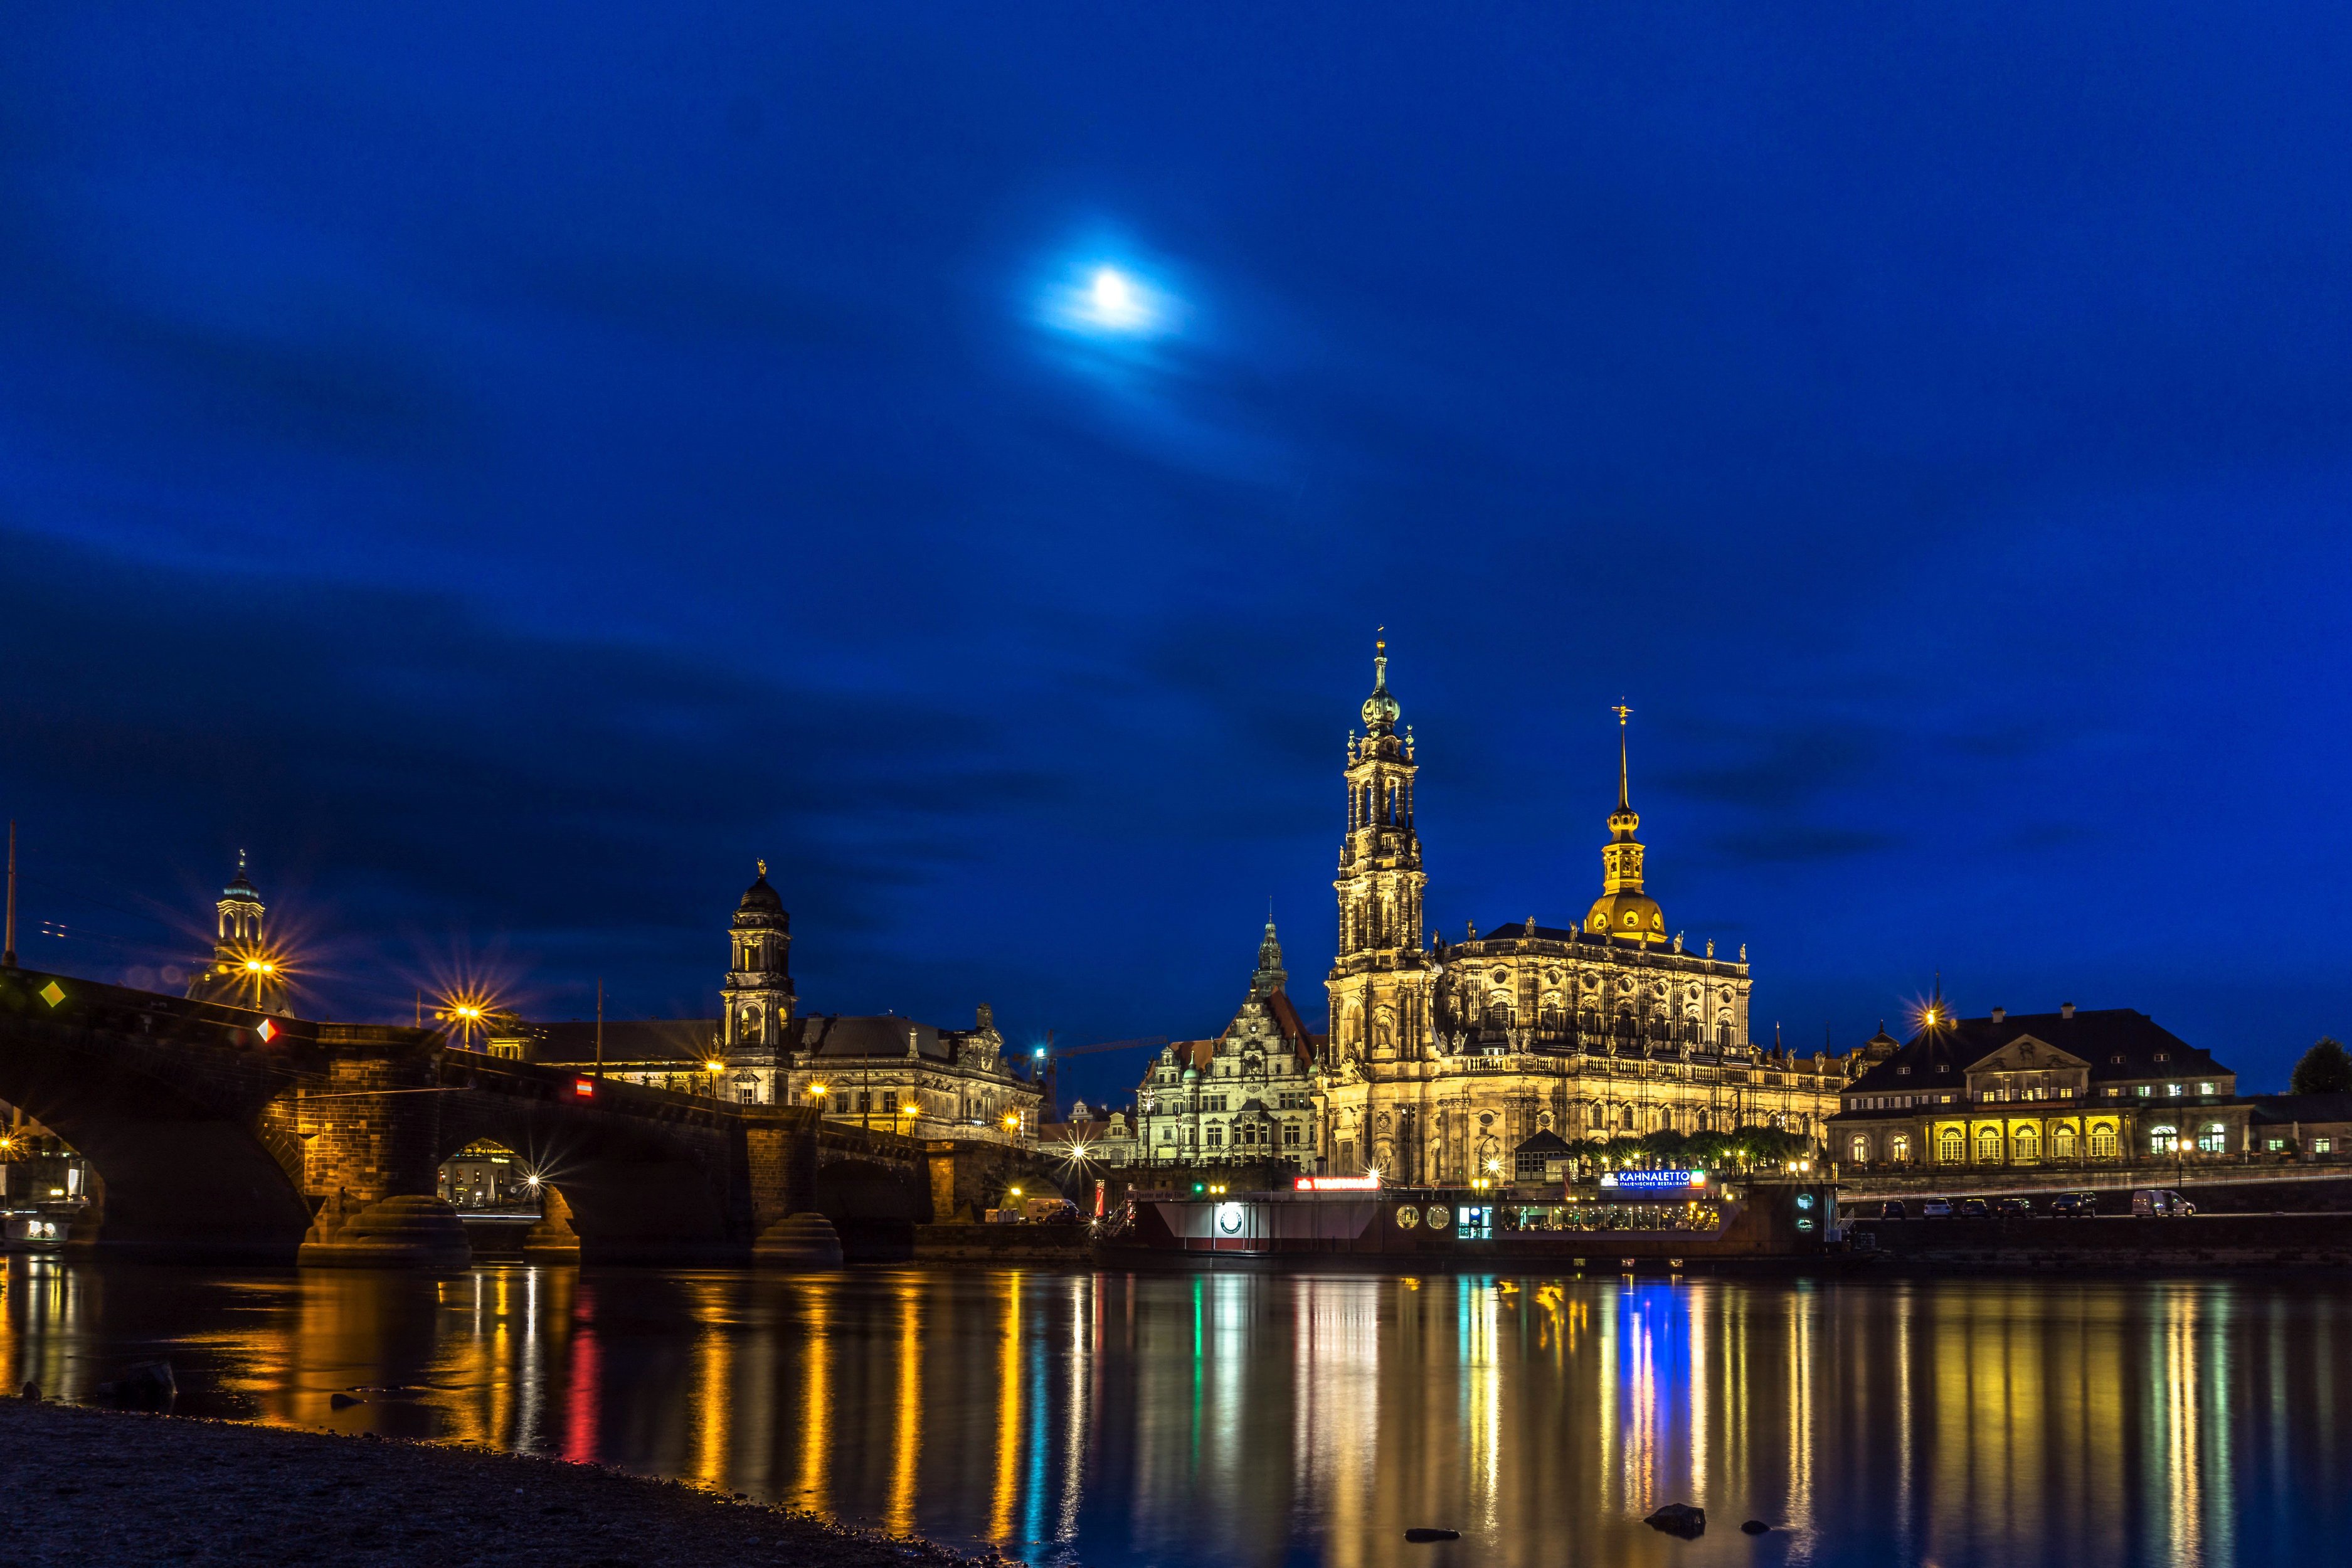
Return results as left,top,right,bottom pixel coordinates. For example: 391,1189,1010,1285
1402,1528,1461,1542
1643,1503,1706,1539
19,1382,39,1402
101,1360,176,1412
329,1393,363,1409
1741,1520,1770,1535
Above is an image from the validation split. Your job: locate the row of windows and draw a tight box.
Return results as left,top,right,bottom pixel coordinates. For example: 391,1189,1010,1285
1848,1121,2236,1163
1156,1121,1306,1147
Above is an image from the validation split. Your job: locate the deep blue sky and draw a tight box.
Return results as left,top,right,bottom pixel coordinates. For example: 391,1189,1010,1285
7,4,2352,1108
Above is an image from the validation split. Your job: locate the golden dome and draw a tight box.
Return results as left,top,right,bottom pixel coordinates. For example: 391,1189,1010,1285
1586,891,1667,943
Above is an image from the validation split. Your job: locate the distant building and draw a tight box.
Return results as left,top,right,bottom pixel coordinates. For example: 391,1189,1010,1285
183,854,290,1015
490,864,1042,1142
1828,1001,2252,1167
1041,1099,1140,1168
1131,918,1324,1168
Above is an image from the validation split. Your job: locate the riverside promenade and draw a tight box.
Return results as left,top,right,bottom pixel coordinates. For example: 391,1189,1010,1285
0,1397,986,1568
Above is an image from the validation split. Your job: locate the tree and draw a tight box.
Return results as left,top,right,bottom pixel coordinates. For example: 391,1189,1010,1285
2291,1037,2352,1096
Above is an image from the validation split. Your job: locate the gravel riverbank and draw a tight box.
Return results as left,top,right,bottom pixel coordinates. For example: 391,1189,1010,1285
0,1396,990,1567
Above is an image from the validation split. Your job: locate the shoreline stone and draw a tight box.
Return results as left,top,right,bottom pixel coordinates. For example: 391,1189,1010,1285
0,1396,991,1567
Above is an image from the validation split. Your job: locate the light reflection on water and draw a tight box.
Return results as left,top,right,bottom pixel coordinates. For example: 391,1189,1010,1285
1,1256,2345,1567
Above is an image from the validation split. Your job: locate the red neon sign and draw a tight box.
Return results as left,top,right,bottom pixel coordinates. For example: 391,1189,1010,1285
1295,1175,1381,1191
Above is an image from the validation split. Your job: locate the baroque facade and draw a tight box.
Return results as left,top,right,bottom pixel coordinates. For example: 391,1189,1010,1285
1131,918,1325,1167
501,866,1043,1143
1316,647,1849,1184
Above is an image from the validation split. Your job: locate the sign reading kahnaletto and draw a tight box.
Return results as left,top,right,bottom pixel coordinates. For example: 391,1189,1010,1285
1597,1169,1709,1192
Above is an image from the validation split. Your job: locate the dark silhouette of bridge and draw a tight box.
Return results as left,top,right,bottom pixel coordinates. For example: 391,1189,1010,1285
0,963,1022,1265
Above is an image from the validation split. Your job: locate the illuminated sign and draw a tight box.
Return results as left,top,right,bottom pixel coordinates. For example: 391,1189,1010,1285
1598,1169,1707,1192
1215,1202,1245,1236
255,1019,277,1044
1295,1175,1382,1191
573,1078,596,1099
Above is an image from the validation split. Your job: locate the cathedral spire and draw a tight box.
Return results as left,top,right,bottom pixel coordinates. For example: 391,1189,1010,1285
1586,706,1666,943
1360,630,1401,738
1613,702,1632,813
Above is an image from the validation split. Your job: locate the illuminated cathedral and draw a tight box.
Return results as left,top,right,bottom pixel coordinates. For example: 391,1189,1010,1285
1315,644,1849,1184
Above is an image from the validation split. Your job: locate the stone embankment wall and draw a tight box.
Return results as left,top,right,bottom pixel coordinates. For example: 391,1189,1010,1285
1849,1213,2352,1269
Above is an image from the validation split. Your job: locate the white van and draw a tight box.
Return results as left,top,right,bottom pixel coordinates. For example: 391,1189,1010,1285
2131,1189,2196,1217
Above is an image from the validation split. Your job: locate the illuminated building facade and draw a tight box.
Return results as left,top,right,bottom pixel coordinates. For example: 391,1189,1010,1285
1131,918,1325,1167
1316,649,1850,1184
183,855,291,1015
496,867,1044,1142
1829,1004,2254,1168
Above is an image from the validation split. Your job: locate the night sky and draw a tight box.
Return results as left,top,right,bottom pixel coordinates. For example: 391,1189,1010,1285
8,4,2352,1109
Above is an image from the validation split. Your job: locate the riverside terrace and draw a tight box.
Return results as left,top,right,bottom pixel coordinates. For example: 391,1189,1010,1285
0,963,1047,1266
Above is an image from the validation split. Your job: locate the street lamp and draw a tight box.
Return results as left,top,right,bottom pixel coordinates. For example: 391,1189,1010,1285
705,1059,726,1099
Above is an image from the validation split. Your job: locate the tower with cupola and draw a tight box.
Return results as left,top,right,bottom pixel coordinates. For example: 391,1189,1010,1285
719,862,793,1099
185,853,291,1015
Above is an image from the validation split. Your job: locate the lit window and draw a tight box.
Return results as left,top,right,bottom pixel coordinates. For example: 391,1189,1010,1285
2198,1081,2215,1095
2166,1084,2183,1097
2267,1138,2286,1152
2317,1138,2334,1154
2136,1085,2151,1097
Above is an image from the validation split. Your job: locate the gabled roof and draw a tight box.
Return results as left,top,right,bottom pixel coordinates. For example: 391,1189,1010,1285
1844,1009,2226,1095
1513,1129,1575,1156
1264,989,1325,1069
1962,1034,2092,1075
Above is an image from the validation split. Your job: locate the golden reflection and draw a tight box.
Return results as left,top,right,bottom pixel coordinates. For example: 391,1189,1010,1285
887,1278,921,1536
990,1270,1021,1544
795,1281,832,1511
691,1280,732,1490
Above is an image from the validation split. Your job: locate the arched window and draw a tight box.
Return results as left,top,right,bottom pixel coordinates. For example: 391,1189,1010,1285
1938,1129,1965,1163
2090,1126,2117,1159
2014,1126,2040,1163
2197,1123,2228,1155
1890,1134,1912,1163
2052,1125,2077,1160
1849,1135,1870,1163
2149,1125,2179,1155
1976,1127,2003,1162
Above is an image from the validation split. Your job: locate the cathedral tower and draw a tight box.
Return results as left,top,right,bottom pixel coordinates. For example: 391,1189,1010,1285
1327,637,1433,1065
721,861,793,1067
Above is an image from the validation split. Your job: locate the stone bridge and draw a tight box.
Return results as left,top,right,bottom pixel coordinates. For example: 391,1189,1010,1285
0,964,1017,1265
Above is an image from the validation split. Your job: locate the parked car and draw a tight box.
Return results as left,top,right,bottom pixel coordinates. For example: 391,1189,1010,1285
1997,1197,2033,1216
2048,1191,2099,1218
2132,1188,2196,1217
1878,1200,1909,1219
1957,1197,1993,1218
1920,1198,1954,1218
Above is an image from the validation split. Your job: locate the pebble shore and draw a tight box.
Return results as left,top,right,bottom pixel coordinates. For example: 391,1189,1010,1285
0,1397,993,1567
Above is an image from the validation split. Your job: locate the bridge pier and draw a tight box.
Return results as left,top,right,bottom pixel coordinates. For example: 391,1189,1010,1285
294,1032,470,1270
746,1111,842,1266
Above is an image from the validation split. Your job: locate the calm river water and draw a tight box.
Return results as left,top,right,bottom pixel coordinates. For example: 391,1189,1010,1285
3,1258,2346,1567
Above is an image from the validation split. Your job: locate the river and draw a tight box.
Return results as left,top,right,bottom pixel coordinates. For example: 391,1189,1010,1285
2,1257,2344,1566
